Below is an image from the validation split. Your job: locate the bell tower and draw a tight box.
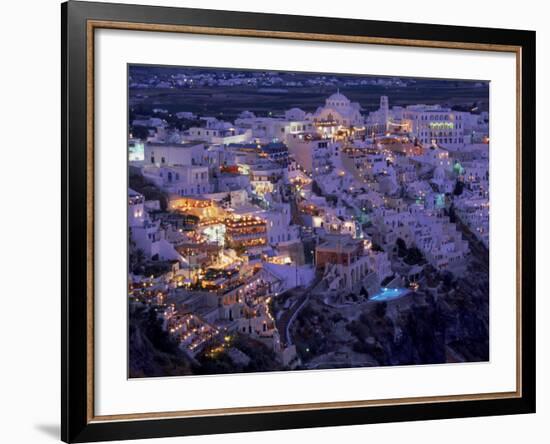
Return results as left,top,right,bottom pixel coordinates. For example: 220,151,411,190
380,96,389,131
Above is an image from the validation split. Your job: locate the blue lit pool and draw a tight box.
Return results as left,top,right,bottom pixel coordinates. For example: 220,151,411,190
370,287,409,302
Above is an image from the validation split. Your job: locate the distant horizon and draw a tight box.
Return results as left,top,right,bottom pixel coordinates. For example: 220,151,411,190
129,64,491,86
128,64,489,119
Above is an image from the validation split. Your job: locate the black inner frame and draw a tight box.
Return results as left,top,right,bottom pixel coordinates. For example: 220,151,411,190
61,1,536,442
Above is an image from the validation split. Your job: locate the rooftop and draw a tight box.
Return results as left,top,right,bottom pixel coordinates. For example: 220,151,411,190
147,141,203,148
317,235,362,253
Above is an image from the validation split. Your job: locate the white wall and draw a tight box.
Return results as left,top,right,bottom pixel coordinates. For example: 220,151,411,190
0,0,547,443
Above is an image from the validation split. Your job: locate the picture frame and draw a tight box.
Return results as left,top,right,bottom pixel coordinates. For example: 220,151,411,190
61,1,536,442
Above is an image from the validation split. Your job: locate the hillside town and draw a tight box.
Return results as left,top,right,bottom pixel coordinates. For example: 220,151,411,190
128,73,490,377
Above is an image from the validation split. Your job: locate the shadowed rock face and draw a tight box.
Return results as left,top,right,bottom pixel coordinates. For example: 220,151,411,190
129,263,488,376
289,263,489,369
129,305,194,378
129,305,284,377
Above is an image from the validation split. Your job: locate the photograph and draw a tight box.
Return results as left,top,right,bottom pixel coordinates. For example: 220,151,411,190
0,0,543,443
127,65,490,378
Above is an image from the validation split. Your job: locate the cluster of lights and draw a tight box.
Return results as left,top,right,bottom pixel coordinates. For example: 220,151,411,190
429,122,454,130
225,216,265,229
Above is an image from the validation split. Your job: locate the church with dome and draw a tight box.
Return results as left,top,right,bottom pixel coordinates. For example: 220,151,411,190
312,91,364,127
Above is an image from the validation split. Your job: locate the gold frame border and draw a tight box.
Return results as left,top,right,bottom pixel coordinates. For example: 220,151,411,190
86,19,523,424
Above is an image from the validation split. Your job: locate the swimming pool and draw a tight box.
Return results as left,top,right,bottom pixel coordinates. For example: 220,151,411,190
370,287,409,302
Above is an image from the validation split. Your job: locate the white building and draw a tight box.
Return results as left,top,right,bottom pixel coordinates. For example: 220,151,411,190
313,91,363,127
315,235,372,291
454,195,489,247
142,165,212,196
234,115,313,144
145,141,204,167
286,133,339,174
184,123,252,145
128,188,185,263
366,96,390,133
400,105,465,148
263,203,299,245
367,97,481,149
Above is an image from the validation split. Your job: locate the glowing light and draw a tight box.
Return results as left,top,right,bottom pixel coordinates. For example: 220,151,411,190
429,122,454,129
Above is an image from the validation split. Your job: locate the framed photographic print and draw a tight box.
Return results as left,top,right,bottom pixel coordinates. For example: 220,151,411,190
61,1,536,442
